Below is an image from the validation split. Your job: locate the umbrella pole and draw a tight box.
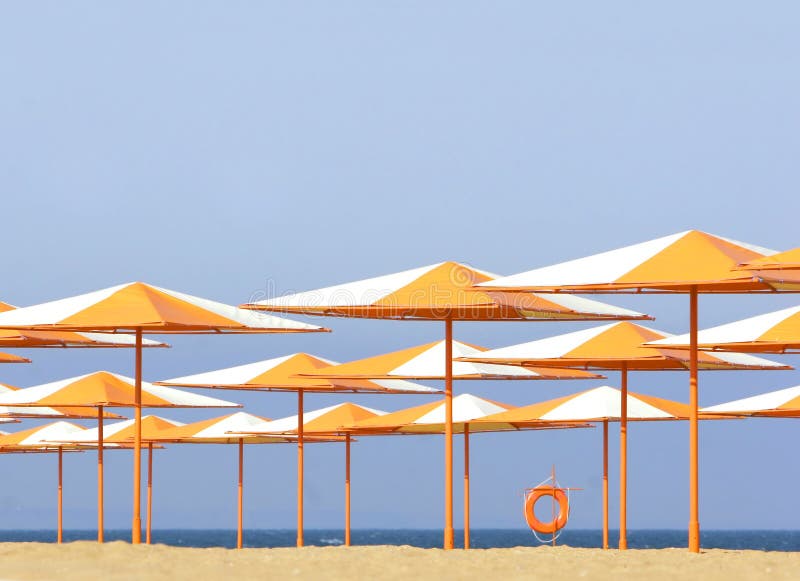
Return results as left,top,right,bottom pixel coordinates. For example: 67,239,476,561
58,446,63,544
464,423,470,550
345,433,351,547
146,442,153,545
444,317,454,550
602,420,608,550
238,438,244,549
98,405,104,543
297,390,304,547
619,365,628,550
132,328,143,544
689,286,700,553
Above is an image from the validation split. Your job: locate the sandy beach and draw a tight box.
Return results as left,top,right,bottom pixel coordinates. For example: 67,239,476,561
1,542,798,581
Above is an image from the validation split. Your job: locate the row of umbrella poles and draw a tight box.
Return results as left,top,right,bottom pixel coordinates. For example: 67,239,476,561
6,383,798,551
0,231,799,553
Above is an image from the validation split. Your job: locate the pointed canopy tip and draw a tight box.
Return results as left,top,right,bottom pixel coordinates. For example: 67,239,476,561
475,230,783,294
0,282,330,334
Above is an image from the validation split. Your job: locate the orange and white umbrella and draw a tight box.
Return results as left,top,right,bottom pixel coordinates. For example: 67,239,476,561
55,415,184,545
243,261,646,549
649,305,800,354
303,340,604,381
0,281,325,544
0,371,237,543
145,412,332,549
0,381,125,421
476,229,788,552
157,354,437,547
0,300,168,348
702,385,800,417
157,352,438,393
474,386,703,549
0,421,90,543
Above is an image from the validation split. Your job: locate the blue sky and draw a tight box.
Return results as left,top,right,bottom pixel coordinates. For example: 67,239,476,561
1,2,799,536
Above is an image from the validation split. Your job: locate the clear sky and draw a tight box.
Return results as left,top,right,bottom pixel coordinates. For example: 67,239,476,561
1,2,799,534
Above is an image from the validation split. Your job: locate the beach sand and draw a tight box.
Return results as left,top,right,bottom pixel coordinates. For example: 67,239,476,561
1,542,798,581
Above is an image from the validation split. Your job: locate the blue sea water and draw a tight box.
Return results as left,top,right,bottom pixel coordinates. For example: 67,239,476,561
2,529,800,551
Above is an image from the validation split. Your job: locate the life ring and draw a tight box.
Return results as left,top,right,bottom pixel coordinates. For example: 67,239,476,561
524,486,569,534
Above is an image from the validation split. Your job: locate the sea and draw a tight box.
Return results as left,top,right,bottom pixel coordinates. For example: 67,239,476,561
1,529,800,551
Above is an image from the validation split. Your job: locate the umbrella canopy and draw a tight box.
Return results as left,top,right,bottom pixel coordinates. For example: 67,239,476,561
0,352,30,363
57,415,185,445
0,382,124,421
702,385,800,417
649,305,800,354
149,412,323,444
303,340,605,381
0,300,169,348
244,261,649,320
458,322,790,371
0,283,327,334
0,371,241,409
0,421,89,450
156,352,439,394
475,386,693,424
478,230,776,293
235,403,389,436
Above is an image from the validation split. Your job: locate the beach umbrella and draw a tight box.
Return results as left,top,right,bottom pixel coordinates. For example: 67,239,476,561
0,421,91,542
55,415,185,544
0,371,238,542
143,411,335,549
0,282,326,543
242,261,644,548
0,352,30,363
229,402,389,547
324,394,586,549
649,304,800,354
456,321,789,547
473,385,713,549
476,229,788,552
156,353,438,547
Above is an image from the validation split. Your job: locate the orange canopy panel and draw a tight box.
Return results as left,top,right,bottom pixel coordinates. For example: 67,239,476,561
456,322,791,371
156,352,440,394
477,230,778,293
242,261,649,321
301,340,604,380
0,283,327,334
236,402,390,436
648,305,800,354
737,248,800,290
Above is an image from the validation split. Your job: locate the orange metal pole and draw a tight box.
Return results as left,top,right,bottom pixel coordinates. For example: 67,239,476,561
689,286,700,553
146,442,153,545
345,433,351,547
238,438,244,549
297,390,304,547
602,419,608,550
98,404,104,543
132,328,143,544
619,364,628,550
57,447,63,544
444,317,454,550
464,423,470,550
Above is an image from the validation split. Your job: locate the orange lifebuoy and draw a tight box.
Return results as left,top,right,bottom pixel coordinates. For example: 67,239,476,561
524,486,569,534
